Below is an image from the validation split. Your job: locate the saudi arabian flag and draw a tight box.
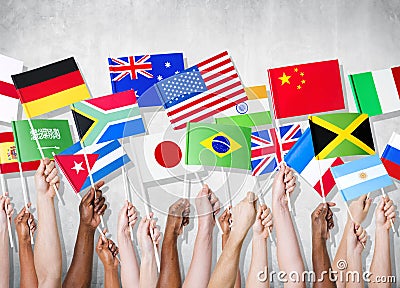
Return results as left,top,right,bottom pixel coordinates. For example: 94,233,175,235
185,122,251,169
215,85,272,127
349,67,400,116
11,119,73,162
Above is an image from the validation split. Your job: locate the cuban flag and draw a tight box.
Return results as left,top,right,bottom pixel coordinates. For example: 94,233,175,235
251,124,302,176
331,155,393,202
156,51,248,130
381,132,400,181
108,53,185,107
285,128,343,198
59,140,130,191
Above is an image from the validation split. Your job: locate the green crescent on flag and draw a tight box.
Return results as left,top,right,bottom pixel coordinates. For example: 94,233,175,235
185,122,251,169
11,119,73,162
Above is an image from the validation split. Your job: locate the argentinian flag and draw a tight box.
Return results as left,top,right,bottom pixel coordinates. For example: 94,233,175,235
330,154,393,202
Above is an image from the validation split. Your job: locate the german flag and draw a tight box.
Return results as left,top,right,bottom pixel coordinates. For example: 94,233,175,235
12,57,91,118
309,113,375,159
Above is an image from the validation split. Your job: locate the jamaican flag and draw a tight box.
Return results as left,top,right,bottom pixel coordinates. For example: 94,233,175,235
309,113,375,159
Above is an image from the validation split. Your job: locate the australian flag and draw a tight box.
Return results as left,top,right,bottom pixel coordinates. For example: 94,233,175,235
108,53,185,107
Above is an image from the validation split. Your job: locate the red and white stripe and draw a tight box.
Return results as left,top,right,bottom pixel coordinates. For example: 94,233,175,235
165,51,247,130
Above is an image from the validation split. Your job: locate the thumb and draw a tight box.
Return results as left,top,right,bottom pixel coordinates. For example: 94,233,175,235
378,197,385,212
364,197,372,212
247,191,256,203
36,159,45,176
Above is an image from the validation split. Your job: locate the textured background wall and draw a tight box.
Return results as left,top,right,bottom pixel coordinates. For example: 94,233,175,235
1,0,400,287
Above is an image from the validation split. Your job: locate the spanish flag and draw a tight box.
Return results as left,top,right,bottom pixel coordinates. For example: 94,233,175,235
11,57,91,118
0,132,39,174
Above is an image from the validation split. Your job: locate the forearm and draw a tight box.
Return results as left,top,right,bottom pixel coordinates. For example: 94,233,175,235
140,254,158,288
208,234,243,288
273,201,305,286
184,229,213,288
0,230,9,288
104,267,120,288
369,227,391,288
312,237,336,288
246,236,269,288
346,252,363,288
18,240,38,288
118,233,140,287
157,232,180,288
234,269,241,288
63,224,95,288
34,194,62,285
333,220,351,288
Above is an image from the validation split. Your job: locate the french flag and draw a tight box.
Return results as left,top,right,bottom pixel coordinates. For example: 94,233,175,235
381,132,400,181
285,128,343,198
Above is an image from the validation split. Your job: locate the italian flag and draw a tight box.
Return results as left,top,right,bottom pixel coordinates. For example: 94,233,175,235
349,67,400,116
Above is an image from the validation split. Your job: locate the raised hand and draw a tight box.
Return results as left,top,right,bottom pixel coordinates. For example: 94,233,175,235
272,163,296,208
34,158,60,198
375,196,396,230
347,222,367,254
349,194,372,224
0,193,13,229
195,184,220,231
96,233,119,269
311,202,335,241
167,198,190,236
14,204,36,243
218,208,232,237
79,180,107,231
253,204,273,239
230,192,257,241
137,213,161,255
117,201,138,238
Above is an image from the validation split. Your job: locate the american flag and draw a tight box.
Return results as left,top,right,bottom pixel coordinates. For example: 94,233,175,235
156,51,247,130
251,124,302,176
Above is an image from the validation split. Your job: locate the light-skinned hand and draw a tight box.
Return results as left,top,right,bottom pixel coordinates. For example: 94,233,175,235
375,196,396,230
347,222,367,255
272,163,296,208
195,184,220,230
137,213,161,255
230,192,257,241
349,194,372,224
311,202,335,241
253,204,273,239
0,193,13,230
14,204,36,243
79,180,107,231
118,201,138,238
34,158,60,198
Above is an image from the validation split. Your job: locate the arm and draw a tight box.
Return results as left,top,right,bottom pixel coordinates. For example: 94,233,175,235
15,204,38,288
208,192,256,288
246,204,273,288
117,201,140,288
219,208,241,288
369,196,396,288
311,203,336,288
272,163,305,288
157,198,190,288
346,223,367,288
332,195,371,288
184,184,220,288
33,159,62,288
0,193,14,288
96,234,120,288
63,181,108,288
138,213,161,288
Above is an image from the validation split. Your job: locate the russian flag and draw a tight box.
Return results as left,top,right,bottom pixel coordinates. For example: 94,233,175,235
381,132,400,181
285,128,343,198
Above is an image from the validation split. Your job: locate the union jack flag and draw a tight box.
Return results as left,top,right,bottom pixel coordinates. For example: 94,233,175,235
251,124,302,176
109,55,153,81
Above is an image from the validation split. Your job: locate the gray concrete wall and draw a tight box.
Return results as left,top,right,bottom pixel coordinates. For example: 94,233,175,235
1,1,400,287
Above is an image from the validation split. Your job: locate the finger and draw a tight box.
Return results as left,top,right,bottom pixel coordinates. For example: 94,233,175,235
286,184,296,195
0,197,5,211
384,200,394,212
97,204,107,215
82,188,95,205
385,205,395,217
94,197,106,212
35,159,45,176
94,180,105,191
46,168,58,183
388,212,396,221
213,200,221,215
49,175,60,186
247,191,256,203
364,197,372,212
44,161,55,176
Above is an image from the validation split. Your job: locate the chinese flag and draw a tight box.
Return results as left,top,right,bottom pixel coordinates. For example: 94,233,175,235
268,59,345,119
54,154,98,193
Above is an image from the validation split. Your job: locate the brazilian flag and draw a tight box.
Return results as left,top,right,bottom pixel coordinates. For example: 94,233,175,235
185,122,251,169
309,113,375,160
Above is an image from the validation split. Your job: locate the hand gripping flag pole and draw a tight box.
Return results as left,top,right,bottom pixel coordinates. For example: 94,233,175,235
0,174,14,247
254,179,274,244
181,171,189,239
380,188,396,233
17,162,34,244
121,165,135,242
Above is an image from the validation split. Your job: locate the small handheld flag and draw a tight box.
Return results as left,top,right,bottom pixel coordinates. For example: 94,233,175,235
309,113,375,160
331,155,393,202
381,132,400,181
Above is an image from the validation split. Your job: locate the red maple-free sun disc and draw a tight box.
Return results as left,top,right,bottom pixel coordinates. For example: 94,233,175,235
154,141,182,168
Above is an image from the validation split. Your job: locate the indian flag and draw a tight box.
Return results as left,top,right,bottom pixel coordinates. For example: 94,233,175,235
215,85,272,127
349,67,400,116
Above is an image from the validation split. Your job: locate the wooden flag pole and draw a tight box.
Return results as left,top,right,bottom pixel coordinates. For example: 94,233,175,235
121,166,135,242
379,188,396,233
26,118,63,204
129,147,160,272
0,174,14,248
17,162,34,245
